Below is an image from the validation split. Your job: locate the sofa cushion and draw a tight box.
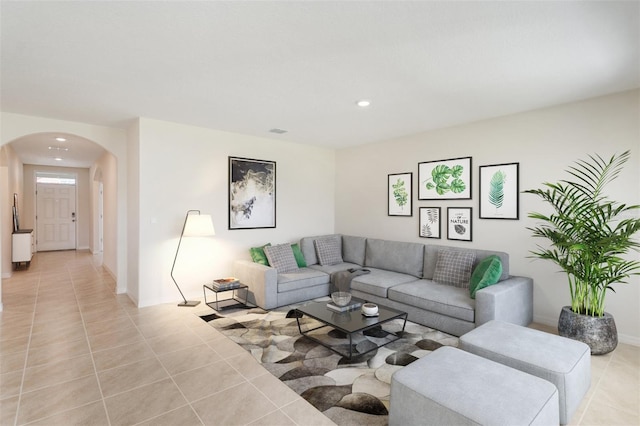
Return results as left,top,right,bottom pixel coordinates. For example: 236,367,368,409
291,243,307,268
250,243,271,265
432,250,476,288
470,255,502,299
350,268,421,298
388,280,475,322
300,234,340,266
343,235,366,265
277,268,330,293
424,245,510,281
315,237,343,266
264,244,299,273
365,238,424,278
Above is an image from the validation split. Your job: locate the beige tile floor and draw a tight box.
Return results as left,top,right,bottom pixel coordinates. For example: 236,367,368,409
0,250,638,425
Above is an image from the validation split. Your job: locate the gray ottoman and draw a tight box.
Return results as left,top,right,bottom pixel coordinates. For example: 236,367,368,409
390,346,559,426
460,320,591,424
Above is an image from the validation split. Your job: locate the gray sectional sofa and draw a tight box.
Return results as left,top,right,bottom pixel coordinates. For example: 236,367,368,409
233,234,533,336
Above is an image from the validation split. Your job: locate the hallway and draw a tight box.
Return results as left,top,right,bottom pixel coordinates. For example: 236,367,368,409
0,251,333,426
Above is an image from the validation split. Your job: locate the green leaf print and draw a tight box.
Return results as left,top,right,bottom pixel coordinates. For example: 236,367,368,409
423,163,466,196
489,170,506,209
392,178,408,208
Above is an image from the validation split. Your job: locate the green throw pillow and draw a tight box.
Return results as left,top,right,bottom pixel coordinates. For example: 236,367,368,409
291,243,307,268
470,255,503,299
250,243,271,266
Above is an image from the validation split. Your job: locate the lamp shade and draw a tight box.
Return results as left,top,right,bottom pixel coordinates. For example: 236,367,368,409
183,214,215,237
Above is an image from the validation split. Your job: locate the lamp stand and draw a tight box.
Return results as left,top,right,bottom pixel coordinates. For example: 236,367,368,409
170,210,202,307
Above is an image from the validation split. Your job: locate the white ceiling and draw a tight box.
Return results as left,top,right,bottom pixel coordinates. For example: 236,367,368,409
1,1,639,167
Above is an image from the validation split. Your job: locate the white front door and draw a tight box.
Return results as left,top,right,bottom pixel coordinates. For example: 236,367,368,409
36,183,77,251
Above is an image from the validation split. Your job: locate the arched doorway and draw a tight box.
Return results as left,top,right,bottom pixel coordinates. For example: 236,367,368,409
0,127,125,311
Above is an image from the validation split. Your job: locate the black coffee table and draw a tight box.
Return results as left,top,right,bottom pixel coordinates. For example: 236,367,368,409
295,301,408,359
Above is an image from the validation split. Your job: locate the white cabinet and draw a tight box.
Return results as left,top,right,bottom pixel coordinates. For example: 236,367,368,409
12,229,34,268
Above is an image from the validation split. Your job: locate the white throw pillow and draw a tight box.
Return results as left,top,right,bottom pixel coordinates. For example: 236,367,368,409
264,243,299,273
433,250,476,288
314,237,343,266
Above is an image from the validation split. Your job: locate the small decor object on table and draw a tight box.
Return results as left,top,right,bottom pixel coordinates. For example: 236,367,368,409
212,277,240,291
327,293,363,312
361,303,379,317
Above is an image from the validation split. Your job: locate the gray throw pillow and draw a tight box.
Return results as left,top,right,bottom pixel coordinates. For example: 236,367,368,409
264,243,299,273
433,250,476,288
314,237,343,266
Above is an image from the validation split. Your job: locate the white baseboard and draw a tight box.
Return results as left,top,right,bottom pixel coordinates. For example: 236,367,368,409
1,272,12,279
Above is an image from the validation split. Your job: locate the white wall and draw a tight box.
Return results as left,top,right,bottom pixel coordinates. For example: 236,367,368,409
0,113,128,292
91,151,118,281
0,144,23,281
336,89,640,344
135,118,336,307
126,119,141,304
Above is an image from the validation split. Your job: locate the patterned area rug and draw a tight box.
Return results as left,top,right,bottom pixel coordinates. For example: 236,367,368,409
200,304,458,426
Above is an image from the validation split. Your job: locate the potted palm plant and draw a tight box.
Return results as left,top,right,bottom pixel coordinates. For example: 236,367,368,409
524,150,640,354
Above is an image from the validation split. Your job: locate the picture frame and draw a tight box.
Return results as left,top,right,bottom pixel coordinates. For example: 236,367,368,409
229,156,276,229
418,156,472,200
419,207,441,239
447,207,472,241
479,162,519,220
12,206,19,233
388,172,412,216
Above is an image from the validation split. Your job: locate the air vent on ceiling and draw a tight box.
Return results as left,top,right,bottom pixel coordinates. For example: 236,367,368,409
269,128,287,134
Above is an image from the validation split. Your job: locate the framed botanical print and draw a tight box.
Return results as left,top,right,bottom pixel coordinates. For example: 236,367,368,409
388,172,412,216
447,207,472,241
229,157,276,229
419,207,441,239
418,157,472,200
479,162,519,220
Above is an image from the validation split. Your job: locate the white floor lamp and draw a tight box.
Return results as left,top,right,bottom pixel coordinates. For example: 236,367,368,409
170,209,215,307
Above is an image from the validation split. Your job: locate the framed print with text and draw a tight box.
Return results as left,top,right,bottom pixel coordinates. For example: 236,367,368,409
418,156,472,200
479,162,519,220
447,207,472,241
388,172,412,216
229,157,276,229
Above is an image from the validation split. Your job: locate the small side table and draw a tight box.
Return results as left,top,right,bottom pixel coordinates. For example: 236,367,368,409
203,283,250,311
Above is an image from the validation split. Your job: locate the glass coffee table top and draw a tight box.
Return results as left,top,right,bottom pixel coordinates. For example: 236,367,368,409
294,300,408,359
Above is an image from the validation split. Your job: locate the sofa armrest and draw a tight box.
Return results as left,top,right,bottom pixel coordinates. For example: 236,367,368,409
475,276,533,327
232,260,278,310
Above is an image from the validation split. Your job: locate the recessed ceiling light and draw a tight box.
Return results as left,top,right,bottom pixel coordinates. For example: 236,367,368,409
356,100,371,107
55,137,66,142
54,157,63,161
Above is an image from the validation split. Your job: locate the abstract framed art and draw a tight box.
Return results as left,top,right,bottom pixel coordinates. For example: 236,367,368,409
479,162,519,220
419,207,441,239
229,157,276,229
388,172,412,216
418,156,472,200
447,207,472,241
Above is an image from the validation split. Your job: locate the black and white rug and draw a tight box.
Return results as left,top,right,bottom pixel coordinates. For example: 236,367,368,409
200,305,458,426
